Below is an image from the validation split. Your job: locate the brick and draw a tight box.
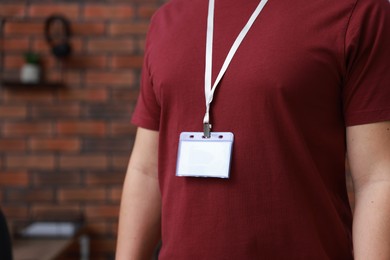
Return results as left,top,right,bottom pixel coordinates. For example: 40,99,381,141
86,103,132,119
28,4,80,19
87,39,134,53
111,55,144,69
31,38,51,54
137,38,147,53
0,139,27,152
84,5,134,20
0,4,25,17
58,89,108,102
64,55,107,69
109,23,149,36
0,172,29,187
111,88,140,102
6,155,55,170
3,122,52,136
85,172,125,186
85,71,135,86
31,204,81,220
137,5,159,19
60,155,108,169
1,38,30,52
109,187,122,202
40,56,59,69
3,90,56,103
4,21,43,35
110,122,137,136
33,172,81,186
1,206,29,220
83,138,132,152
56,121,106,136
72,22,106,36
58,188,106,202
29,138,81,152
4,55,24,69
32,103,81,119
85,205,119,219
7,189,54,202
46,71,83,86
0,105,27,118
33,37,83,54
111,155,129,170
70,38,85,54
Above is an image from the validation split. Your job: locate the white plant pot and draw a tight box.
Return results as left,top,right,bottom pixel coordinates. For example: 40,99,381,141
20,64,41,83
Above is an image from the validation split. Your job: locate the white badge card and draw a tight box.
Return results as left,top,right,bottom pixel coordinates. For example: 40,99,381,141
176,132,234,178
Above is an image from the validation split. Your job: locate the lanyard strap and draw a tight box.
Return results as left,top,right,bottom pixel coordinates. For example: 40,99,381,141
203,0,268,137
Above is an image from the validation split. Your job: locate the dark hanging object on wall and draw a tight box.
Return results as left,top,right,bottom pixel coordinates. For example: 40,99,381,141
44,15,72,59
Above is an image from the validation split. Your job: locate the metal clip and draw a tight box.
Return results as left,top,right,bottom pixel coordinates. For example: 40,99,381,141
203,123,212,138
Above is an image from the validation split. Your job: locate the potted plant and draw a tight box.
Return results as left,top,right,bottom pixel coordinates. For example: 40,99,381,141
20,51,41,83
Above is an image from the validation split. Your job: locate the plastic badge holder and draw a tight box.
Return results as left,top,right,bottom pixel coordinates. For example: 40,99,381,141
176,132,234,178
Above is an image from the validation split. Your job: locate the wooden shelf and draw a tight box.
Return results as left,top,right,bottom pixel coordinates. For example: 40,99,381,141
1,80,64,89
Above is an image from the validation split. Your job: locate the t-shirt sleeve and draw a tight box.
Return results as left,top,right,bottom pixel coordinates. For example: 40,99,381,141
131,20,161,131
343,0,390,126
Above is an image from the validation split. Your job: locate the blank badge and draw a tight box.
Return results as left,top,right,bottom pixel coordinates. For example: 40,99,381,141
176,132,234,178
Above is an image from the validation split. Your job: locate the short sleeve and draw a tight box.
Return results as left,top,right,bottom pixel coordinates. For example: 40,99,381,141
131,19,161,131
343,0,390,126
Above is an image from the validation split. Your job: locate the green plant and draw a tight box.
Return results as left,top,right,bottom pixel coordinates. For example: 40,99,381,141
23,51,40,64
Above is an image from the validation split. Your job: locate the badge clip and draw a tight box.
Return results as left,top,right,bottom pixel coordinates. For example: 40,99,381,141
203,123,212,138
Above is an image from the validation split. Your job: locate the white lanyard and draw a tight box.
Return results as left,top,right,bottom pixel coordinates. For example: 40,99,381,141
203,0,268,137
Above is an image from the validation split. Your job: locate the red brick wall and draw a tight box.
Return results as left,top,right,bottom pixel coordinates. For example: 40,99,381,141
0,1,166,259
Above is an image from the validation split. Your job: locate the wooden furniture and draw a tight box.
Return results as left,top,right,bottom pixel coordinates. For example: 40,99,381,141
13,234,89,260
13,238,73,260
12,221,89,260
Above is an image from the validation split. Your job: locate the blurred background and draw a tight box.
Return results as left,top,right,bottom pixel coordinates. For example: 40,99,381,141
0,0,166,259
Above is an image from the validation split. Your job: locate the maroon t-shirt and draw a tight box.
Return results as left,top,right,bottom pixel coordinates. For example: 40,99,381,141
132,0,390,259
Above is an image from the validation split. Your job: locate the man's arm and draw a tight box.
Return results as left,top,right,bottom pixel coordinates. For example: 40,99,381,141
347,121,390,260
116,127,161,260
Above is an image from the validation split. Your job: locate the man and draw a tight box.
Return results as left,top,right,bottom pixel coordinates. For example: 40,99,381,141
116,0,390,259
